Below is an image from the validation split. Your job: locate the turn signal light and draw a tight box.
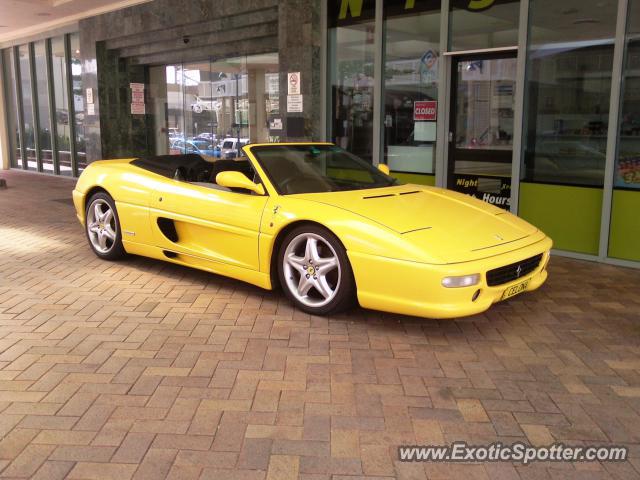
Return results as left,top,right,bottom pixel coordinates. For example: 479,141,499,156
442,274,480,288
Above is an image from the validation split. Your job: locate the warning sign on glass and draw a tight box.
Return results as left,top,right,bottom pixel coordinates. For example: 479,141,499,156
414,101,437,121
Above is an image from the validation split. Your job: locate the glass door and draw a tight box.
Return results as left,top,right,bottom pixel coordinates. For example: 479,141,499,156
448,53,517,210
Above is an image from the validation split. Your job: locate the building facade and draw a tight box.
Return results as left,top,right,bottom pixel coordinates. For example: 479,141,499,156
1,0,639,266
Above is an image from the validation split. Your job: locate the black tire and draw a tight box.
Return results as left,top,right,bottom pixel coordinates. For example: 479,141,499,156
85,192,126,260
277,224,355,315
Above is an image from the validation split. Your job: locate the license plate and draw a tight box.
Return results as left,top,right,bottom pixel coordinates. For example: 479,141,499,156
501,279,530,300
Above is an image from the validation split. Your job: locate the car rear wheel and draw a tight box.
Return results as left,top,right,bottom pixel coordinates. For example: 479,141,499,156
278,225,355,315
85,192,126,260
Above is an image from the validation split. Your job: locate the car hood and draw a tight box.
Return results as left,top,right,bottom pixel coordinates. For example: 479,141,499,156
290,185,540,263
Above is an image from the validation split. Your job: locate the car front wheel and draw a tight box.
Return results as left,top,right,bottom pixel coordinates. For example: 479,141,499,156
85,192,126,260
278,225,355,315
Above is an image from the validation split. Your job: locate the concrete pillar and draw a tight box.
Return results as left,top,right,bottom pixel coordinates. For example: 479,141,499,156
278,0,322,141
248,66,268,143
149,65,169,155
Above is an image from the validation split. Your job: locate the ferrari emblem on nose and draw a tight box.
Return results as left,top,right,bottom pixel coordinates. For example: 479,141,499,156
516,265,523,278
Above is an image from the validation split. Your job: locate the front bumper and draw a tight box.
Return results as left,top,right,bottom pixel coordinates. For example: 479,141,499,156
72,189,86,225
348,236,553,319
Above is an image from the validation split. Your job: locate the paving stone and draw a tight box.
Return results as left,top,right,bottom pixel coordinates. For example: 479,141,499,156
1,169,640,478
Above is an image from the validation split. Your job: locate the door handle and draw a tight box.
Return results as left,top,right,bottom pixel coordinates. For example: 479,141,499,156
448,132,453,143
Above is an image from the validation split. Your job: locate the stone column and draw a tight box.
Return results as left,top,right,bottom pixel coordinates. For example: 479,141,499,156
278,0,322,141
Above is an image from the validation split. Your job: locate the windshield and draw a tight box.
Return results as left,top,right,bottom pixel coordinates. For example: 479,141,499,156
222,141,234,149
250,144,399,194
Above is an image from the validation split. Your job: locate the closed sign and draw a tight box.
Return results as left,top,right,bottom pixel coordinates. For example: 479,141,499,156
414,101,437,121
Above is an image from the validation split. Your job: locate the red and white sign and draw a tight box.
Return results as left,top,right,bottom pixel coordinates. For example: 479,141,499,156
287,72,301,95
287,72,302,95
130,83,145,115
414,101,437,121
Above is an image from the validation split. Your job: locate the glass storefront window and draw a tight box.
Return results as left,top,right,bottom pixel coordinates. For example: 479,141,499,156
70,33,87,173
154,54,279,159
329,0,376,163
616,0,640,190
34,40,53,173
18,44,36,171
608,0,640,262
449,0,520,51
522,0,618,187
2,48,22,168
51,37,72,176
382,0,440,174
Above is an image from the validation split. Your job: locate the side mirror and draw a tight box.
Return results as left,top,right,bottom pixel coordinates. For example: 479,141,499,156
378,163,391,175
216,170,265,195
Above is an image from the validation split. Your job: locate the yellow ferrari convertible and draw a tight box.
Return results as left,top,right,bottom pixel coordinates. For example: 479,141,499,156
72,143,552,319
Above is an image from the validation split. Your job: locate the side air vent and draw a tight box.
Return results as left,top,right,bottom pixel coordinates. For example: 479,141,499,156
157,218,179,242
163,250,178,259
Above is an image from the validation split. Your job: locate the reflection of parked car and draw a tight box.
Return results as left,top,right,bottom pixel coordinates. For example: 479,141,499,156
194,133,217,144
191,96,221,114
527,139,605,185
170,139,220,157
220,138,249,159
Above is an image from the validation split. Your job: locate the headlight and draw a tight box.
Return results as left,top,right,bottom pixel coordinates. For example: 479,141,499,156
442,274,481,288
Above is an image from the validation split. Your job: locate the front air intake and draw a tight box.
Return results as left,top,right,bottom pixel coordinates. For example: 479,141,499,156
486,254,543,287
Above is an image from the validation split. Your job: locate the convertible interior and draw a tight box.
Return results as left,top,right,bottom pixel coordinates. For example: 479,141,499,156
131,154,258,192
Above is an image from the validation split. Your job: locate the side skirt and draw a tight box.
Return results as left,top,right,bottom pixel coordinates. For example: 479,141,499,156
123,240,273,290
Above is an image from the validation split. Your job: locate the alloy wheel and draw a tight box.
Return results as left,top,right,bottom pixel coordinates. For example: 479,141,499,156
282,233,342,308
86,199,117,254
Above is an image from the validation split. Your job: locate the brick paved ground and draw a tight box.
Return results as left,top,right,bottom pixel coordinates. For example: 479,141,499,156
1,169,640,479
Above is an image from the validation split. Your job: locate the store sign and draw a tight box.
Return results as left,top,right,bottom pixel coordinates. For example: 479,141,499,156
288,72,301,95
269,117,283,131
130,83,145,116
287,94,303,113
455,174,511,210
414,101,437,121
131,103,145,115
330,0,375,27
131,91,144,104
